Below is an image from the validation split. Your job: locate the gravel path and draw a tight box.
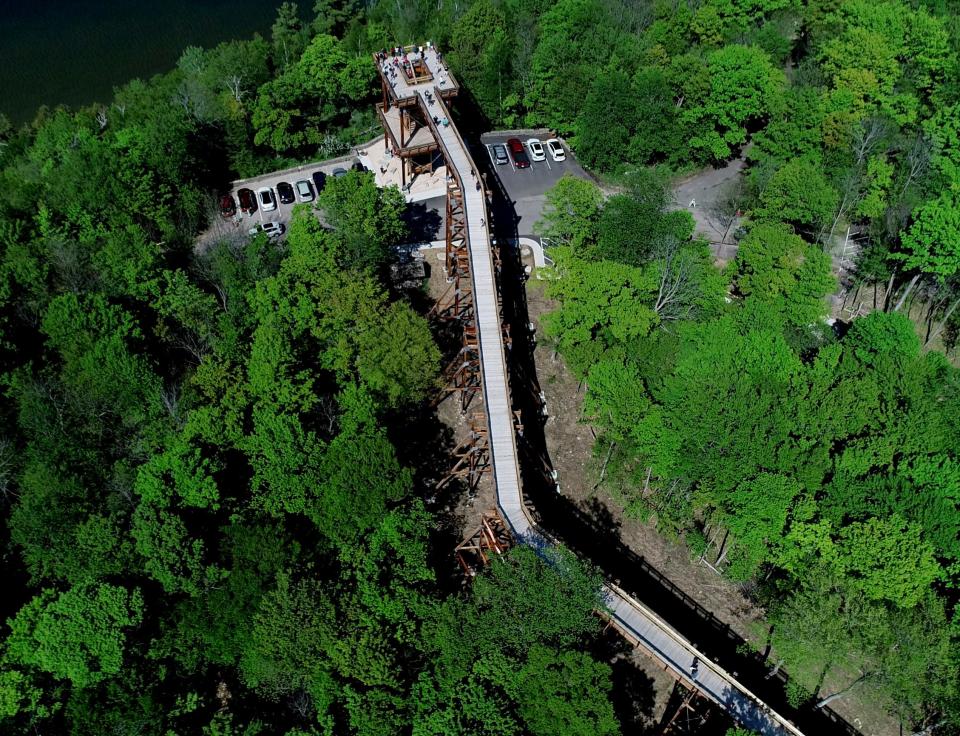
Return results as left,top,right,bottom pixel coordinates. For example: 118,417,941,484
671,154,749,263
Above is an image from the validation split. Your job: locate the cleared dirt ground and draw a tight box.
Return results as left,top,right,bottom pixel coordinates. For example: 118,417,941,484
523,277,900,736
421,240,898,735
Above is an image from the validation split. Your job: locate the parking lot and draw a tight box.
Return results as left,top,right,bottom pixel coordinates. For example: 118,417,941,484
479,132,592,236
196,153,364,251
196,132,593,251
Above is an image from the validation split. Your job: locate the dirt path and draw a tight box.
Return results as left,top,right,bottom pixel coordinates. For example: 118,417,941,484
671,155,748,264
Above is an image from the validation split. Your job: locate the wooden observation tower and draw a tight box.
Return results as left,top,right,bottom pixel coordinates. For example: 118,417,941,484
373,44,459,189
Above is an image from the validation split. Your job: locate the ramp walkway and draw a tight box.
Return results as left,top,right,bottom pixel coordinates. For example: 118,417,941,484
377,48,804,736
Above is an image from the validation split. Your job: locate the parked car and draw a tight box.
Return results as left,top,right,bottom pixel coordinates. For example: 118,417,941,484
219,194,236,218
507,138,530,168
257,187,276,211
546,138,565,162
332,168,348,178
492,144,508,165
295,180,314,202
276,181,295,204
312,171,327,193
527,138,546,162
237,188,256,214
248,222,285,239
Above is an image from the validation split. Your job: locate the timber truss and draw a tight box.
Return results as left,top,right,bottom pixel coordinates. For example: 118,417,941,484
659,680,714,735
436,412,490,497
455,511,512,576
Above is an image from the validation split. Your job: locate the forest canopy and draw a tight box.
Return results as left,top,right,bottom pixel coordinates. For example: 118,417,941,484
1,0,959,733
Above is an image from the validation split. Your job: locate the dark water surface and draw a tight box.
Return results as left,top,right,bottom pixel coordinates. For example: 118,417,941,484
0,0,304,124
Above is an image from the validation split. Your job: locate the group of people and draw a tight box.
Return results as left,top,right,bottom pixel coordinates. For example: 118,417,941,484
376,43,449,87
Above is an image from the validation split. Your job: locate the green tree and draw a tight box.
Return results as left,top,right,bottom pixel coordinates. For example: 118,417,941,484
448,0,511,122
753,159,839,237
509,645,619,736
836,516,940,608
683,44,785,161
240,574,339,728
313,0,360,37
732,223,835,328
595,173,694,266
356,303,440,406
628,67,684,164
544,252,658,375
317,170,406,268
575,70,637,172
721,473,802,579
272,2,308,68
6,584,144,688
535,175,603,253
893,189,960,310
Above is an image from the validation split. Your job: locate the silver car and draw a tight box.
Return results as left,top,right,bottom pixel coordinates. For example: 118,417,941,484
295,180,314,202
248,222,285,239
256,187,276,211
492,144,508,165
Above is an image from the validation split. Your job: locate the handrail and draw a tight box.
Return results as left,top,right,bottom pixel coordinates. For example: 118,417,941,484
412,80,807,736
419,89,527,527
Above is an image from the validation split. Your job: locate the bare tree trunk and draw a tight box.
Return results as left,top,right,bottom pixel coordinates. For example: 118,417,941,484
883,268,898,311
593,442,617,490
911,717,948,736
893,273,922,312
926,296,960,346
765,658,785,679
815,672,870,709
715,529,730,566
906,284,921,316
923,299,940,343
824,190,850,246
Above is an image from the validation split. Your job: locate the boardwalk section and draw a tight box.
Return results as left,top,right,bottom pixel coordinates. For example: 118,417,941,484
374,47,803,736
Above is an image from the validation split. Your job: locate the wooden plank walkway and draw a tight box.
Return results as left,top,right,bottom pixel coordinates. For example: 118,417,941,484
415,83,804,736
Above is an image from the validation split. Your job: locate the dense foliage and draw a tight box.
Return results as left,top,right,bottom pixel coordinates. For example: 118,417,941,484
2,0,960,732
0,3,620,734
531,0,960,728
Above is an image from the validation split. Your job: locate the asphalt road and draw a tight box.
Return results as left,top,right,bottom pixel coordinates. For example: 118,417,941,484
404,195,446,243
671,152,748,263
198,132,593,249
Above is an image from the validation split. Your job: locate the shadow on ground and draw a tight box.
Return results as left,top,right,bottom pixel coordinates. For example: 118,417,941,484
403,201,443,242
472,133,861,736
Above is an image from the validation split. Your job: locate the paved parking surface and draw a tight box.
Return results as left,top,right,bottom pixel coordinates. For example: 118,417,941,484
480,133,592,236
197,132,594,251
197,156,363,251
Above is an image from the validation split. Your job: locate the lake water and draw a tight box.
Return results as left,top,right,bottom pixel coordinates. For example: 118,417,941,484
0,0,309,124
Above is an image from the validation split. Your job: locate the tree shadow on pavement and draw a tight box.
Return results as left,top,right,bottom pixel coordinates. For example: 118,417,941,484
403,201,442,242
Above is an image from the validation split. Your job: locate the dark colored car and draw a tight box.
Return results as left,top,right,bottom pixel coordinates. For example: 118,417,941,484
219,194,236,218
312,171,327,193
237,188,256,214
351,160,365,172
332,168,348,178
276,181,295,204
507,138,530,168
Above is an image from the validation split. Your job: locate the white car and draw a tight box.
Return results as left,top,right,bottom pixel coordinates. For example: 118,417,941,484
527,138,546,162
248,222,285,239
295,180,314,202
257,187,276,211
546,139,565,162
